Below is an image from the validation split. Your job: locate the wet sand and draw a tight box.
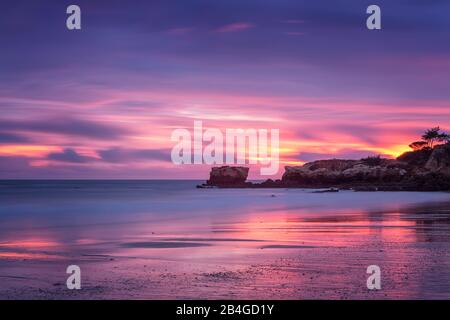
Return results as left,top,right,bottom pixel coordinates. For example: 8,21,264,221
0,181,449,299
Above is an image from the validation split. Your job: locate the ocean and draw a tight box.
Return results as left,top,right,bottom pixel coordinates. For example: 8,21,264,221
0,180,450,299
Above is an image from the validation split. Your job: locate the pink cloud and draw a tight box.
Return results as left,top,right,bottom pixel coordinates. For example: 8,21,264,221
2,85,450,179
216,22,254,33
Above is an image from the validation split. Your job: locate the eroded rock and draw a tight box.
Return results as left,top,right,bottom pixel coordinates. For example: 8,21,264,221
206,166,249,186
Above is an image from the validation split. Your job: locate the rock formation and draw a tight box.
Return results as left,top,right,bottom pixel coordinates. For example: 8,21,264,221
201,143,450,191
204,166,249,187
425,143,450,173
281,158,408,188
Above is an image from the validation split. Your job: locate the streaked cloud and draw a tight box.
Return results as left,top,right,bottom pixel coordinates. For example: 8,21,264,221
0,118,130,140
98,148,171,163
216,22,254,33
0,132,30,143
281,19,305,24
0,0,450,179
47,148,96,163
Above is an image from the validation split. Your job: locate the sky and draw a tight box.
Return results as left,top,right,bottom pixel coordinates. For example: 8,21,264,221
0,0,450,179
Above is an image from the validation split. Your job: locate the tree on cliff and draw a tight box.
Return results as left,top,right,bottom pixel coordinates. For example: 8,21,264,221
421,127,449,148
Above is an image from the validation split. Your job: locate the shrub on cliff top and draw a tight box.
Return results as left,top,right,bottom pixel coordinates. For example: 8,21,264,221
409,141,429,151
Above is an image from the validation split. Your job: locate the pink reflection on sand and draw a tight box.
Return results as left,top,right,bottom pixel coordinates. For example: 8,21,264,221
0,238,64,261
0,252,62,260
0,240,60,248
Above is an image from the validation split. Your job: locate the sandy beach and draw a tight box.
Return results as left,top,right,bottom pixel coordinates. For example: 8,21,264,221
1,180,450,299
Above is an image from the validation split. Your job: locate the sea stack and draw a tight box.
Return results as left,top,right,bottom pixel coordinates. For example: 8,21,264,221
205,166,250,187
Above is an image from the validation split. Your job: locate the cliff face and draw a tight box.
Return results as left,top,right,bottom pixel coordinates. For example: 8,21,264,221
202,143,450,191
397,148,432,167
425,143,450,173
282,159,408,188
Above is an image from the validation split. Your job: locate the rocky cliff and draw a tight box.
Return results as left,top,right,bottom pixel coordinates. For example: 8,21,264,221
204,166,250,187
425,143,450,173
281,159,408,187
201,143,450,191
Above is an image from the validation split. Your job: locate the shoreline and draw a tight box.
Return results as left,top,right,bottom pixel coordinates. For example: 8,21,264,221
197,183,450,192
1,188,450,299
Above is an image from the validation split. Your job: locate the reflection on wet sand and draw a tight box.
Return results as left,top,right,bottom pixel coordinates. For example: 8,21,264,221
0,183,449,299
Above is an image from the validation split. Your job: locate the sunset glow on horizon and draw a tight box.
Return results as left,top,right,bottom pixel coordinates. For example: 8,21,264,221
1,0,450,179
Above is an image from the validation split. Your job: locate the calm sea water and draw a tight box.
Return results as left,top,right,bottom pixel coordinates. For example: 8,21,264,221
1,180,450,299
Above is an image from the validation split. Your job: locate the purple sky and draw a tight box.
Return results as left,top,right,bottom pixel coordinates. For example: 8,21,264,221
1,0,450,179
